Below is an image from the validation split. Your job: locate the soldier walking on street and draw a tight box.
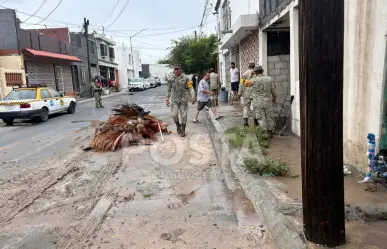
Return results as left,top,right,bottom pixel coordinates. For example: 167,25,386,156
238,62,255,127
93,78,104,108
209,68,221,106
166,66,195,137
250,65,277,134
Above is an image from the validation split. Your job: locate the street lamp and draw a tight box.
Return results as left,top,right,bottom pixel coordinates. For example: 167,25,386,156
130,28,147,78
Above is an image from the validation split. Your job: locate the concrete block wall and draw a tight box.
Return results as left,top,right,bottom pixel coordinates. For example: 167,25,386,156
267,55,290,115
240,30,259,74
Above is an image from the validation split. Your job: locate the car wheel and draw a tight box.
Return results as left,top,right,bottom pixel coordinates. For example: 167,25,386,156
2,118,14,125
36,107,49,122
67,102,76,114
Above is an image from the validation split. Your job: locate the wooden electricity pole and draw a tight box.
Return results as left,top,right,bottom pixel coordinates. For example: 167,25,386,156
83,18,92,84
299,0,345,247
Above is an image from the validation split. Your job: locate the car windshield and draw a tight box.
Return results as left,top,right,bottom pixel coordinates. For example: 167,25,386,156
131,79,142,83
4,89,36,100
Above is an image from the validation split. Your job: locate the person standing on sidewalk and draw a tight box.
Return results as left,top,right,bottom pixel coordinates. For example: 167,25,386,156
250,65,276,133
193,72,223,123
238,62,255,127
209,68,221,106
229,62,240,105
93,78,104,108
166,66,195,137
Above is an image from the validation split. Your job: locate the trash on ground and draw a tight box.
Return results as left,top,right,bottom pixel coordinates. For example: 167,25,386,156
90,102,169,152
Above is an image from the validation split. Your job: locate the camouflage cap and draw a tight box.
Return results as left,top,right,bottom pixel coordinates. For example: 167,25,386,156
253,65,264,72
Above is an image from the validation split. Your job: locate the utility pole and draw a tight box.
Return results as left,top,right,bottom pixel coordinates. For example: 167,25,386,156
83,18,92,87
194,30,197,40
130,28,147,79
299,0,345,247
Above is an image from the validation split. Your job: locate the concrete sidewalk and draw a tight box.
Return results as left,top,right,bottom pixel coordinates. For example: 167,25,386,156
206,102,306,249
207,102,387,249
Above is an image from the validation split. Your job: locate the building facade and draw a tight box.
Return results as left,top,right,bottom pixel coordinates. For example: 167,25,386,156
0,9,80,98
70,32,98,98
215,0,260,90
94,34,118,87
116,45,141,89
258,0,387,171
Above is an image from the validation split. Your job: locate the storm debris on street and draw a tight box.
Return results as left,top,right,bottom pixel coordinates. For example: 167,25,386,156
91,102,169,151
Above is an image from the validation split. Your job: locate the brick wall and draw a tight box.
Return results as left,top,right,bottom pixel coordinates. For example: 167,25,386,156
239,30,259,74
268,55,290,115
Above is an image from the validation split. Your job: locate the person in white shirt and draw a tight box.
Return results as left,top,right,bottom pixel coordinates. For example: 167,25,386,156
193,72,223,123
229,62,240,105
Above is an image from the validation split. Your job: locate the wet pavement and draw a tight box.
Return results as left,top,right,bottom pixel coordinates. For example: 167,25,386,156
216,101,387,249
0,87,277,249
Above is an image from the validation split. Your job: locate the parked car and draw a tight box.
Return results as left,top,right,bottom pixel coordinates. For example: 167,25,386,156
155,77,161,86
143,79,151,89
0,85,76,125
129,79,146,92
148,78,157,88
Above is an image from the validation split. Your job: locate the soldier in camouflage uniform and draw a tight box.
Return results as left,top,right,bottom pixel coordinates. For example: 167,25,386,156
166,66,195,137
250,65,277,133
209,69,221,106
93,79,104,108
238,62,255,127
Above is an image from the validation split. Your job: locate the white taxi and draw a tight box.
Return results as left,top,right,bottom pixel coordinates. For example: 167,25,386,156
0,85,77,125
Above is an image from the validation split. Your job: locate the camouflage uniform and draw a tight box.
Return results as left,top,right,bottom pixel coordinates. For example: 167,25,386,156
93,81,104,108
167,73,195,137
250,74,277,131
238,68,255,125
209,72,221,106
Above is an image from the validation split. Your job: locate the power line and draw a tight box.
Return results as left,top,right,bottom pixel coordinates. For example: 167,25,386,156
106,0,131,29
22,0,48,23
100,0,120,27
0,4,79,27
34,0,63,25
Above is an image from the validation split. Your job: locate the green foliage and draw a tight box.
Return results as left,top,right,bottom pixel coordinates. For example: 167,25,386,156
158,34,218,74
243,157,290,177
225,126,270,149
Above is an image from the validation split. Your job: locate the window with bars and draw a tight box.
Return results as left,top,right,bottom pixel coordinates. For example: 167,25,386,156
100,44,107,57
108,47,115,59
5,73,23,87
89,40,95,54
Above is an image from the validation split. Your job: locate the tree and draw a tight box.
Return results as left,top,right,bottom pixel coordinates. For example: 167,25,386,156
158,34,218,74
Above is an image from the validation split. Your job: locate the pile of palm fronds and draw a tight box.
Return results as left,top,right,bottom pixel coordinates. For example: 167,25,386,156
91,102,169,152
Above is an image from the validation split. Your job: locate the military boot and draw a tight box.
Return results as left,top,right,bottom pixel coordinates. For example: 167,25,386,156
175,122,181,134
181,124,186,137
243,118,249,127
254,119,259,127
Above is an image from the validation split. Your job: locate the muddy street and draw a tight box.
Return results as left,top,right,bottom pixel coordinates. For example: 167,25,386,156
0,87,276,249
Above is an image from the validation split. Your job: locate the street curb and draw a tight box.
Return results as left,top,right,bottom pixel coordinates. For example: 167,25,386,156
207,109,306,249
77,91,128,104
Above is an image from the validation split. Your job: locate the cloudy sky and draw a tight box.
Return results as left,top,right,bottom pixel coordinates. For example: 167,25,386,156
0,0,217,63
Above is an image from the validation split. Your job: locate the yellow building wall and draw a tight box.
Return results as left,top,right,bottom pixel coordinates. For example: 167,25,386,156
0,55,26,99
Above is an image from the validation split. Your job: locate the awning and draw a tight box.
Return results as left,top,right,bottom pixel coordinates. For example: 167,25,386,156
23,48,81,62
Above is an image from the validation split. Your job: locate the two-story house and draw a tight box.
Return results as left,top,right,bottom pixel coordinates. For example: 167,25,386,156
70,32,99,98
94,34,118,87
116,45,142,89
258,0,387,172
0,9,81,97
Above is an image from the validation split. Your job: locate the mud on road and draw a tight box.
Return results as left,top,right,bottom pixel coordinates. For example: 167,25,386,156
0,114,276,249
